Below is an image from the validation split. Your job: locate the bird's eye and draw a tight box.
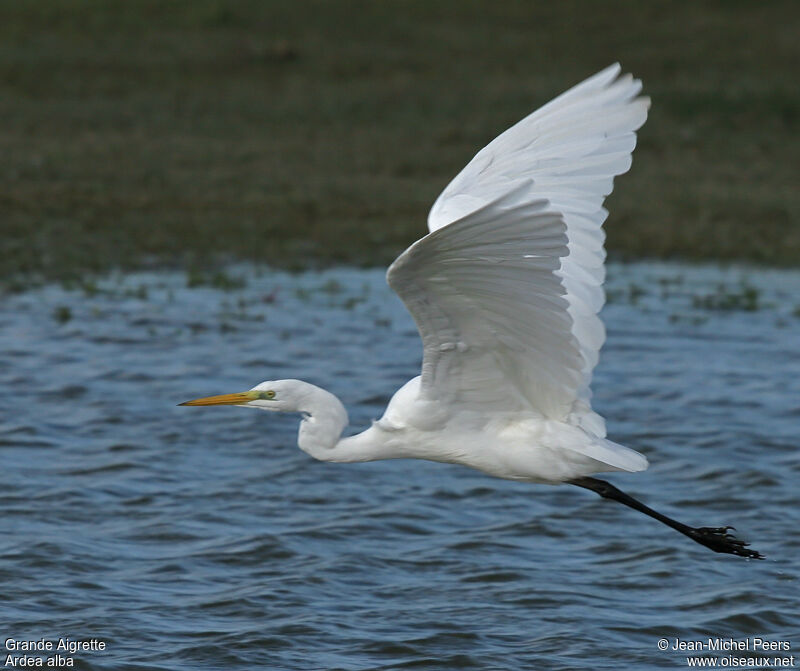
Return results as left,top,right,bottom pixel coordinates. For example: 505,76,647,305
259,390,276,400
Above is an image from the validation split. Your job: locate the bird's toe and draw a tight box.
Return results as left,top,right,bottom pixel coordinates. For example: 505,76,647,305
689,526,763,560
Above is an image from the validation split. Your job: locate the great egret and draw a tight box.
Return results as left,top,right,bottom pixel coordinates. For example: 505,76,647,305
182,64,762,560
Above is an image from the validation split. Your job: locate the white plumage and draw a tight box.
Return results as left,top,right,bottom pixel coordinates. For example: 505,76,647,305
184,63,650,481
183,65,766,559
386,62,649,477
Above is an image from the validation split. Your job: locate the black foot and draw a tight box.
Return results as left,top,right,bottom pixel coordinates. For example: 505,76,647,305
569,477,765,560
687,526,764,560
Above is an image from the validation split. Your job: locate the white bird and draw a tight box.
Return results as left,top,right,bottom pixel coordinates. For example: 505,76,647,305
182,64,762,559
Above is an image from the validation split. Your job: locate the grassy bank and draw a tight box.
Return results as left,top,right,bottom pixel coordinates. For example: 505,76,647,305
1,1,798,284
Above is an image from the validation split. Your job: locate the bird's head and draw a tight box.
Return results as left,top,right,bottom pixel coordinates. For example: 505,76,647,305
181,378,349,458
180,379,313,413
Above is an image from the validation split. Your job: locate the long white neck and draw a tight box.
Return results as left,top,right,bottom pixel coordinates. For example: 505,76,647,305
295,383,394,463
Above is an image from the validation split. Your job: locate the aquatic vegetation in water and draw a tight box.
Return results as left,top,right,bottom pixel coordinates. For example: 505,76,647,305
124,284,149,300
216,297,266,325
691,282,761,312
319,279,343,295
186,269,247,291
52,305,72,323
669,313,709,326
605,282,647,305
628,283,646,305
292,279,370,310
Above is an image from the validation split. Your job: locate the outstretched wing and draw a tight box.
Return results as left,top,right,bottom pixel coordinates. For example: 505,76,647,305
387,64,649,424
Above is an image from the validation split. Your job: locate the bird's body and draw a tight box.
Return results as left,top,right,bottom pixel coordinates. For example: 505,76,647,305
283,375,643,485
182,65,763,559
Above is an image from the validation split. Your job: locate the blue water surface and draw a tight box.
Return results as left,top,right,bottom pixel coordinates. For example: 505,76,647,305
1,262,798,670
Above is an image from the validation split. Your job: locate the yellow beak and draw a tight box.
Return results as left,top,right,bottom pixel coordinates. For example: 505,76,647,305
179,391,259,406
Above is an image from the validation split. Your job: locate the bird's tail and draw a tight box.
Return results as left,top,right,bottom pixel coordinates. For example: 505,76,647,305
577,436,649,473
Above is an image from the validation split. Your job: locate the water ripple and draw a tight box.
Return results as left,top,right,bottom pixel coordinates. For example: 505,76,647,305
1,262,798,670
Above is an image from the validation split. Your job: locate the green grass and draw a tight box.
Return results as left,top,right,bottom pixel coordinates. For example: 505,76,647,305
1,0,798,285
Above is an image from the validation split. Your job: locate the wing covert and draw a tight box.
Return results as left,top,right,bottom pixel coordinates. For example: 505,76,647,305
388,186,583,418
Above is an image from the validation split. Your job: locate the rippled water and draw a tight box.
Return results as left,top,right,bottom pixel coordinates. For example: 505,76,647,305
2,262,799,670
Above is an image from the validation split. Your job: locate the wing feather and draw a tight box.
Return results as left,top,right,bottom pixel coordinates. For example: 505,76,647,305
389,65,649,425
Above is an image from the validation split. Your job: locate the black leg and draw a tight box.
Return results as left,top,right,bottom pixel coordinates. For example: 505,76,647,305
568,477,763,560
